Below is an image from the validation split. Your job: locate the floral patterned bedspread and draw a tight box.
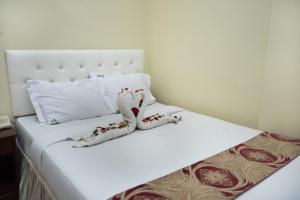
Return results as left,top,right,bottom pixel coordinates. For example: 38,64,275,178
111,132,300,200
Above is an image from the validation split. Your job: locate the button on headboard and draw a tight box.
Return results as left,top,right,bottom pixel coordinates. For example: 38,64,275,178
6,49,144,117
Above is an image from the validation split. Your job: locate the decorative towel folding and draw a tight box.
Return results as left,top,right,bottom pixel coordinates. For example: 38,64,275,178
71,88,182,147
134,89,182,130
71,89,137,147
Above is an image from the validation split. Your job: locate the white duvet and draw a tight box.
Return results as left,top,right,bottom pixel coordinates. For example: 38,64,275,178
24,103,300,200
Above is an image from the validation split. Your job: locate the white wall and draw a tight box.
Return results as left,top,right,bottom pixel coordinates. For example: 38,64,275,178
147,0,271,128
1,0,299,137
258,0,300,137
0,0,148,118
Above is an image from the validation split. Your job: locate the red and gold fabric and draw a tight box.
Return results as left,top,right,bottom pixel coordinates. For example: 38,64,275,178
111,132,300,200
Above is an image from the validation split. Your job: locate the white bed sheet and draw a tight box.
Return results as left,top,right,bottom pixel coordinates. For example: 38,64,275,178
16,103,300,200
16,114,118,155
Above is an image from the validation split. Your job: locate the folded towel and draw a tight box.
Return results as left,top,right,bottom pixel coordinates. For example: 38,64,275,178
134,89,182,130
72,89,137,147
71,88,182,147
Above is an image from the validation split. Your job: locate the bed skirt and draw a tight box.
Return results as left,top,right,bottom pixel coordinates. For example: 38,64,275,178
17,140,56,200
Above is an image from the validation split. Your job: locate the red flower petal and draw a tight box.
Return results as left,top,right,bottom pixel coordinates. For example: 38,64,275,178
131,107,139,117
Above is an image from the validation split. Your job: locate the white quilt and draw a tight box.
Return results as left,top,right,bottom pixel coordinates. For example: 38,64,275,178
24,103,300,200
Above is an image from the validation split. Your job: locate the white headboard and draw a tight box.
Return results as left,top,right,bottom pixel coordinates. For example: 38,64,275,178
6,49,144,117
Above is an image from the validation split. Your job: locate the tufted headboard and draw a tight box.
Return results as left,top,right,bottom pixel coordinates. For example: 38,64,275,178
6,49,144,117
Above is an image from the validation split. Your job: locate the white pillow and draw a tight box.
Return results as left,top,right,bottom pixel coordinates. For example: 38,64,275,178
26,79,115,125
90,73,156,111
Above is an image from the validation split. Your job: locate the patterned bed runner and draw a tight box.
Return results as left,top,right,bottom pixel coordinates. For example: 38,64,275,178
111,132,300,200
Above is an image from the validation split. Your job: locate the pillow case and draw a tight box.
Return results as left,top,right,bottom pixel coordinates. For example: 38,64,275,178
90,73,156,111
26,79,115,125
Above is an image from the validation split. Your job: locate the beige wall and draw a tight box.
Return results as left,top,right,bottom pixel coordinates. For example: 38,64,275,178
147,0,271,128
1,0,299,137
258,0,300,137
0,0,148,118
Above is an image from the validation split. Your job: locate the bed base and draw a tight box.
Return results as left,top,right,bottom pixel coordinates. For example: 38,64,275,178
17,140,56,200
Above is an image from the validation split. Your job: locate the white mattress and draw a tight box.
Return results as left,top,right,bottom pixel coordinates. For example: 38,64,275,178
16,114,119,155
16,103,182,156
16,103,300,200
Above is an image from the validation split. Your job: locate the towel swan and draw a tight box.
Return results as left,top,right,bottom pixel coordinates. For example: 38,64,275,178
72,88,181,147
132,89,182,130
72,88,138,147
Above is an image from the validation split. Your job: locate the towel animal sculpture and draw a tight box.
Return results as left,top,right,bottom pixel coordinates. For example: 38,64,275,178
133,89,182,130
72,88,182,147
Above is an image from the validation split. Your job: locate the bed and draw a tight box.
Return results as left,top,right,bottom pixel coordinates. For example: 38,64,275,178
6,50,300,200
